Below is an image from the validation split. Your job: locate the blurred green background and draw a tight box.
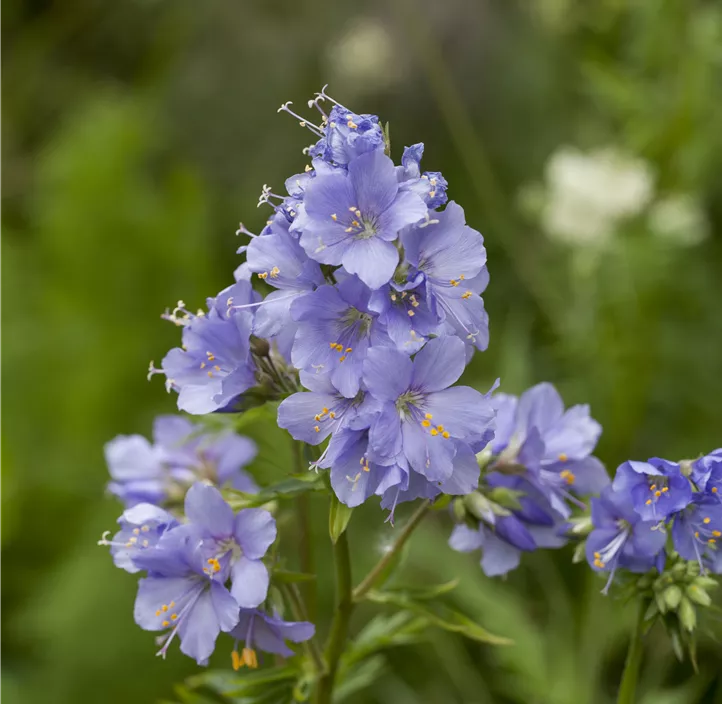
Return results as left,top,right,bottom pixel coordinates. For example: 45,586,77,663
3,1,722,702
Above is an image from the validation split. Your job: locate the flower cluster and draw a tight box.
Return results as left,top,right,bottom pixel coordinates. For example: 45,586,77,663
586,449,722,592
105,415,258,507
101,482,314,665
449,382,609,576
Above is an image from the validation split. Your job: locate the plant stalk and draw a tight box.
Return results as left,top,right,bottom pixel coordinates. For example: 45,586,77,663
316,531,353,704
617,600,647,704
353,499,432,601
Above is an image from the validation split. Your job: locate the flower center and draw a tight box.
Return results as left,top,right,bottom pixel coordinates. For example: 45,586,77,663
644,477,670,506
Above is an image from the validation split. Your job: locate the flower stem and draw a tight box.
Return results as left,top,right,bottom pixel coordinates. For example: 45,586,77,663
282,582,326,675
316,531,353,704
293,441,317,620
353,499,432,601
617,600,647,704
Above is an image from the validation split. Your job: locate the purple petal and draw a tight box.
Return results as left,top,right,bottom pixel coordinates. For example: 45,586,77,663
449,524,483,552
177,587,222,664
362,347,412,401
231,557,270,608
185,483,234,538
278,391,338,444
348,150,398,216
411,336,466,392
233,509,277,560
341,237,399,290
425,386,495,440
480,532,521,577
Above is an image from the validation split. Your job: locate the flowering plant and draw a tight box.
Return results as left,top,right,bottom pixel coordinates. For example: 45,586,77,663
100,88,720,704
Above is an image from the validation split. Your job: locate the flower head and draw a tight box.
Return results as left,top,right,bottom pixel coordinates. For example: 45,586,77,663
229,609,315,669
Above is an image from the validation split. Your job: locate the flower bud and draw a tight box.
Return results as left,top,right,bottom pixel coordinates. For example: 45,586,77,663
685,584,711,607
678,597,697,632
663,585,682,610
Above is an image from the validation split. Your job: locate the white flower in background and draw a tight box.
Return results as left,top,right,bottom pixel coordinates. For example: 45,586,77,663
538,146,655,247
326,18,401,93
648,194,709,247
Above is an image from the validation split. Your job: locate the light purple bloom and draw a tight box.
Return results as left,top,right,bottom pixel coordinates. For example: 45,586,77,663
586,485,667,593
362,336,495,484
490,382,608,516
671,498,722,568
310,104,385,167
105,415,257,508
692,448,722,500
132,528,240,665
297,150,427,289
100,503,178,573
229,609,315,667
290,276,392,398
396,143,449,210
160,281,258,414
183,483,276,609
612,458,693,521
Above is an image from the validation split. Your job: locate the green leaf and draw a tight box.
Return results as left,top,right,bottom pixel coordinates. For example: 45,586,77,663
187,667,298,697
376,579,460,602
271,569,316,584
334,656,388,703
365,590,511,645
329,493,353,543
224,473,326,509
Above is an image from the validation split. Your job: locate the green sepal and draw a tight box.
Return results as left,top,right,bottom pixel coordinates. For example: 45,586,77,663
329,493,354,544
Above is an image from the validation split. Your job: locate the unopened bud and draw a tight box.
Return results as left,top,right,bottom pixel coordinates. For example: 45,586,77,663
678,597,697,632
452,498,467,523
464,492,495,523
250,336,270,357
663,585,682,610
686,584,711,607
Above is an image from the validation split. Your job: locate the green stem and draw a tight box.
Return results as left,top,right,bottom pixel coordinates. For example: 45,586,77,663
617,600,647,704
353,499,432,601
283,583,326,675
316,531,353,704
293,441,317,620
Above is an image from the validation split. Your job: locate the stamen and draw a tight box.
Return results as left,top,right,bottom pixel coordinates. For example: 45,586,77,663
277,102,324,137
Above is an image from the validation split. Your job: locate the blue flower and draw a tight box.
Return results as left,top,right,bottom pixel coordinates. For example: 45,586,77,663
290,276,392,398
229,609,315,669
182,483,276,609
105,415,258,508
612,458,693,522
396,143,449,210
159,281,258,414
297,150,427,289
671,498,722,569
132,528,240,665
490,382,608,517
99,503,178,573
692,448,722,500
362,336,495,484
586,485,667,593
244,223,324,342
310,104,385,167
401,202,490,350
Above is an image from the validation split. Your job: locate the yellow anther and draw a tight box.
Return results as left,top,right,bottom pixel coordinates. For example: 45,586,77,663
322,407,329,414
407,310,415,317
141,525,150,532
314,425,320,433
345,347,352,353
713,487,719,493
133,528,140,535
593,552,601,559
169,602,175,607
314,414,321,421
331,213,338,221
430,428,439,436
695,531,700,538
704,517,711,524
714,531,722,537
206,558,221,573
429,190,436,197
655,490,662,498
200,362,206,369
560,469,576,485
155,610,162,617
162,605,169,612
270,266,280,278
347,119,358,129
351,220,360,227
425,413,433,419
709,538,717,545
329,412,336,419
462,291,472,299
244,647,259,669
258,272,268,280
214,365,221,371
162,620,170,627
650,484,657,491
450,279,459,287
339,356,346,362
436,425,445,432
171,613,178,621
421,420,431,428
645,499,652,505
442,431,450,439
231,650,242,671
207,370,213,377
558,453,568,462
661,487,669,493
207,352,215,361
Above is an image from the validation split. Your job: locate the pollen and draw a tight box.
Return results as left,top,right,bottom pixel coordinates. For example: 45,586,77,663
442,431,450,439
339,355,346,362
162,605,169,612
206,352,215,361
430,428,439,436
645,499,652,505
331,213,338,221
407,310,415,317
231,650,242,671
704,517,711,524
347,119,358,129
714,531,722,537
155,610,161,617
171,613,178,621
661,487,669,493
133,528,140,535
162,620,170,627
205,558,221,573
713,487,719,493
269,266,280,278
558,453,568,462
242,647,259,669
655,490,662,497
345,347,352,353
695,531,700,538
329,411,336,419
141,525,150,532
560,469,576,485
425,413,433,419
258,272,268,280
709,538,717,545
461,291,472,299
207,370,213,377
450,279,460,287
650,484,657,491
421,420,431,427
314,425,320,432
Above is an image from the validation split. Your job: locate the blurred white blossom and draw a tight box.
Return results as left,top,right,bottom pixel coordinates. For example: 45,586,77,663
648,194,709,247
536,146,655,247
326,18,401,94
